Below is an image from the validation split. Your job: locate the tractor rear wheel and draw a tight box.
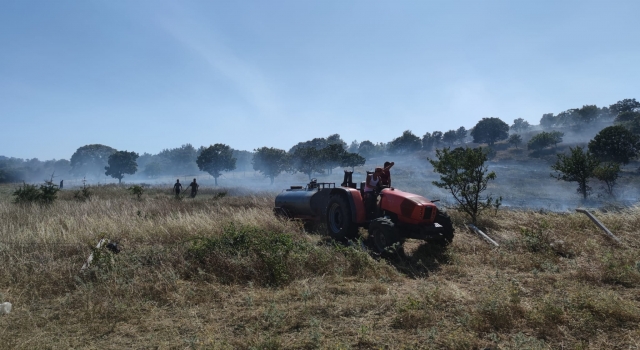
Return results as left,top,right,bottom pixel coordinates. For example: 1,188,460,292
326,195,358,241
432,210,454,246
369,217,400,253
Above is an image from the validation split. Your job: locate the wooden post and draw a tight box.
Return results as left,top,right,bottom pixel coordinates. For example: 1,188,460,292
575,209,621,243
467,224,500,247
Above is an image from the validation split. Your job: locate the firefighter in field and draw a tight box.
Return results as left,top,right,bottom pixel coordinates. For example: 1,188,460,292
380,161,394,187
173,179,182,196
185,178,199,198
364,167,384,219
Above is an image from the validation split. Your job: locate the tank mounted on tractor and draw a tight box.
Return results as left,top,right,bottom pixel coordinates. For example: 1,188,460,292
274,171,454,252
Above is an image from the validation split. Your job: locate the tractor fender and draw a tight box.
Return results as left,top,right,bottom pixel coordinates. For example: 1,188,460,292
329,187,367,224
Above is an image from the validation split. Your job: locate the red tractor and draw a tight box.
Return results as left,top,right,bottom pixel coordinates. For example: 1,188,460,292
274,172,454,252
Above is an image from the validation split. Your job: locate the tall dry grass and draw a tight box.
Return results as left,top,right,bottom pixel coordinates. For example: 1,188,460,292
0,183,639,349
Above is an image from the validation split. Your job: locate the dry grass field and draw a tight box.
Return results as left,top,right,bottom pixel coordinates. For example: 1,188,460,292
0,183,639,349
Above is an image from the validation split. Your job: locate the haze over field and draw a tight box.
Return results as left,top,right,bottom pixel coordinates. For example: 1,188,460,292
2,1,640,160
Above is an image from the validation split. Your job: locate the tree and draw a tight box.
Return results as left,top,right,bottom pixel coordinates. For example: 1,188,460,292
614,111,640,124
470,118,509,146
143,162,164,178
442,130,458,146
593,162,621,197
158,144,198,174
104,151,139,183
347,140,359,153
422,132,435,151
510,118,531,133
508,134,522,149
527,131,563,151
358,140,375,158
320,144,347,174
388,130,422,154
551,146,600,199
291,147,324,180
233,149,254,175
326,134,347,150
539,113,556,129
588,125,640,165
341,152,366,171
456,126,468,144
196,144,237,186
70,144,116,178
289,137,328,153
609,98,640,115
429,147,501,224
576,105,600,124
252,147,289,185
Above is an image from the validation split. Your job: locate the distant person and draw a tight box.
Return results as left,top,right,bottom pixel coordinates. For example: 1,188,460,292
59,180,63,189
380,161,394,187
185,178,199,198
363,167,384,219
173,179,182,196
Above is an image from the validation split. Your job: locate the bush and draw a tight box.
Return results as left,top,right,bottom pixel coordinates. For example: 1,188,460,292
185,223,386,287
13,180,59,204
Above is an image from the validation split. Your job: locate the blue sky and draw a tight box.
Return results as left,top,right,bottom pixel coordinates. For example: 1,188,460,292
1,0,639,160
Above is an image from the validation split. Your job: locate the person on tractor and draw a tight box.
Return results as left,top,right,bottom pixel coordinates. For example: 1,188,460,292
380,161,394,187
364,167,384,219
185,178,199,198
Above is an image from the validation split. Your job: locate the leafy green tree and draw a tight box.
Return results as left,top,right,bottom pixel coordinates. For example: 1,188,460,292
549,131,564,148
252,147,289,184
456,126,468,144
289,137,328,153
326,134,347,150
551,146,600,199
593,162,621,197
358,140,375,158
614,111,640,124
576,105,600,124
196,144,237,186
320,144,347,174
508,134,522,149
104,151,139,183
341,152,366,171
588,125,639,165
528,131,563,151
388,130,422,154
291,147,324,180
470,118,509,146
442,130,458,146
233,149,254,175
539,113,556,129
609,98,640,115
429,147,501,224
158,144,199,175
347,140,359,153
422,132,435,151
510,118,531,133
143,162,164,178
70,144,116,179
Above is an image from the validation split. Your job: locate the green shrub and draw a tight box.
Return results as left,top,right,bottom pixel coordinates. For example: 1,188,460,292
13,180,59,204
127,185,144,199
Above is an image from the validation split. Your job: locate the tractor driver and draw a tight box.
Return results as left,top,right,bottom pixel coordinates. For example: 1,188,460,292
364,167,384,219
380,161,394,187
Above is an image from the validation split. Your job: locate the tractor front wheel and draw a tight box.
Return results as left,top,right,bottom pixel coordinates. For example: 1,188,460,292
432,210,455,246
369,217,400,253
326,195,358,241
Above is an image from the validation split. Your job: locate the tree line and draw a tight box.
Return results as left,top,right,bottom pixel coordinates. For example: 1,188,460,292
1,98,638,187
